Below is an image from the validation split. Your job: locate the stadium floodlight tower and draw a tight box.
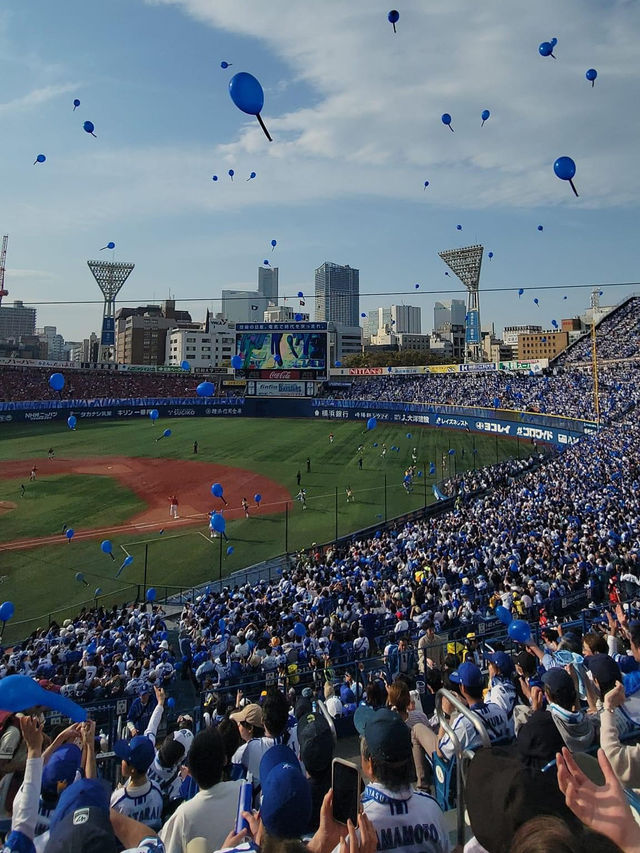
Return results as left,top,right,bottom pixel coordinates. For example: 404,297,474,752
88,259,134,363
438,244,484,363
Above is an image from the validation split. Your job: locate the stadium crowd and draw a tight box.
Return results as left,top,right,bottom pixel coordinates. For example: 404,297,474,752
555,296,640,364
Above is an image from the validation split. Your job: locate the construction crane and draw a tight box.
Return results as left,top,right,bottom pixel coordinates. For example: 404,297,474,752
0,235,8,309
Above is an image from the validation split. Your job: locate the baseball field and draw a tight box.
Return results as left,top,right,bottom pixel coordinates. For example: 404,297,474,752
0,417,525,641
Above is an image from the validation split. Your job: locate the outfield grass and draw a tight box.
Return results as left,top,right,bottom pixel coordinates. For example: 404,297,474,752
0,417,530,641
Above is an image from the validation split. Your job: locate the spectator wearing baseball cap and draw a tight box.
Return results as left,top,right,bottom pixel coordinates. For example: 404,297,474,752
486,652,517,737
584,654,640,735
159,727,243,853
111,733,163,830
127,685,156,738
355,706,449,853
411,662,510,789
297,712,334,831
213,745,312,853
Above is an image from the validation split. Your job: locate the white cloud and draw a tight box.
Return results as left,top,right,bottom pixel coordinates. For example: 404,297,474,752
136,0,640,210
0,83,78,116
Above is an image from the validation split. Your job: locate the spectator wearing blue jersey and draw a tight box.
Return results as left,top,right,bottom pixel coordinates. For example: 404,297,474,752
127,685,156,737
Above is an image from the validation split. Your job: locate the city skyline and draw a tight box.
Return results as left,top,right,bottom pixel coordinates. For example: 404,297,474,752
1,0,639,343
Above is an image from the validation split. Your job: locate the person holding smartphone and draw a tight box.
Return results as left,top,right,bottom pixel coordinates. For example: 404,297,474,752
354,706,450,853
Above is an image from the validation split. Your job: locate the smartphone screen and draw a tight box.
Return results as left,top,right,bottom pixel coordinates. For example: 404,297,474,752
332,759,361,825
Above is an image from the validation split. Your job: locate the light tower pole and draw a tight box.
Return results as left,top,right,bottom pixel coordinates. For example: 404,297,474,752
438,245,484,363
88,260,134,363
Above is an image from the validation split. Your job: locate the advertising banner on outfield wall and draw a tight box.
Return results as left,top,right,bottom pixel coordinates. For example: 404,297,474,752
246,380,308,397
331,359,548,377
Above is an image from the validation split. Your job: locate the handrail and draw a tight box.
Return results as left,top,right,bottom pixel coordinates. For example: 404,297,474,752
435,688,490,846
316,699,338,746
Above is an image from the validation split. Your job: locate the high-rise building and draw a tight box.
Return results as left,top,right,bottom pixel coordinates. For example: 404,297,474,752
258,266,278,304
433,299,466,331
263,305,310,323
36,326,65,360
115,302,194,364
391,305,421,334
0,300,36,341
315,262,359,326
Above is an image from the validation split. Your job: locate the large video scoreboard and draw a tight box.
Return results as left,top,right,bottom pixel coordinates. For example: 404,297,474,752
235,322,328,380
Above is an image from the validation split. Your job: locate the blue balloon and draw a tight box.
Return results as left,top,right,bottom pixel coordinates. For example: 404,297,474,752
552,320,558,329
415,283,420,288
100,539,112,555
254,493,262,503
553,156,578,196
167,697,175,709
373,442,378,448
67,415,77,430
537,225,543,231
0,675,86,721
211,513,226,533
507,619,532,644
361,312,366,318
83,120,96,136
423,181,429,190
417,470,422,478
367,417,377,430
456,224,462,230
73,98,80,110
448,449,455,455
231,355,243,369
539,41,555,58
229,72,272,140
263,259,270,265
34,154,46,165
488,251,493,259
94,587,102,596
74,571,84,583
294,622,307,637
211,483,224,498
228,169,234,180
149,409,159,421
196,381,215,397
212,175,218,182
534,298,539,306
586,68,597,87
271,239,277,250
481,109,490,126
180,360,190,371
295,314,302,322
335,361,342,367
146,588,156,602
221,61,232,69
495,605,512,625
226,545,234,556
441,113,454,132
247,171,257,180
387,9,399,31
406,433,412,439
0,601,15,622
163,429,172,438
49,372,64,391
297,291,304,298
100,241,116,251
518,288,524,298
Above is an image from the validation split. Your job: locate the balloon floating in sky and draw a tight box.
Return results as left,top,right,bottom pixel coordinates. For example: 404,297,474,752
295,313,302,321
220,61,232,69
537,225,544,231
49,372,64,391
229,72,272,142
149,409,159,421
226,545,234,556
231,354,243,369
101,539,114,558
34,154,46,165
488,251,494,259
367,417,377,430
361,312,366,318
586,68,598,87
533,298,540,306
297,291,304,298
254,493,262,504
456,224,462,230
387,9,399,32
146,588,156,602
162,429,171,438
73,98,80,111
481,109,490,126
67,415,77,430
552,319,559,329
441,113,454,132
335,360,341,367
415,283,420,289
196,381,215,397
212,175,218,182
553,156,579,197
424,181,429,190
539,38,557,58
228,169,234,181
263,259,270,265
100,242,116,251
518,288,524,298
180,360,190,370
74,571,87,585
271,239,277,251
83,120,96,137
444,271,449,276
115,554,134,578
247,171,256,181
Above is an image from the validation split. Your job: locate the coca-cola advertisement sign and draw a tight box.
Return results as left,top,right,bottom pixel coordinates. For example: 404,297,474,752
259,370,301,380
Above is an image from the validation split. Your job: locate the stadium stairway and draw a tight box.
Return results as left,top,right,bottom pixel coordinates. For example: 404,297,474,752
166,626,199,716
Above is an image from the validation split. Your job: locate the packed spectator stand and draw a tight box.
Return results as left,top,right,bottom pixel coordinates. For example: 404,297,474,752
2,297,640,850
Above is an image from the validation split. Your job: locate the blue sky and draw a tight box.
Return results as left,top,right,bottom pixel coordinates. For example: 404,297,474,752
1,0,639,341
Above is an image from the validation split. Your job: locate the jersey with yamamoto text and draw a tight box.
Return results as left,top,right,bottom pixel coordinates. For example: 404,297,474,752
360,783,450,853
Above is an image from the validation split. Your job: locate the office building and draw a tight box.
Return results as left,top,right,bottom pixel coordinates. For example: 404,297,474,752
263,306,310,323
432,323,465,361
433,299,465,331
166,324,235,369
0,300,36,341
328,322,363,362
503,325,543,348
391,305,421,334
258,266,279,304
36,326,65,361
222,290,268,325
518,331,569,361
315,262,359,326
115,301,194,365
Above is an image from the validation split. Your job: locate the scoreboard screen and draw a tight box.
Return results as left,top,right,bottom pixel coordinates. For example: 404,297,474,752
235,330,327,375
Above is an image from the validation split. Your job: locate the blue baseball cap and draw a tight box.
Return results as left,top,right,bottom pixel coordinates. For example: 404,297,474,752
42,744,82,793
353,706,412,762
487,652,514,675
259,745,311,839
113,735,155,772
450,662,485,688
